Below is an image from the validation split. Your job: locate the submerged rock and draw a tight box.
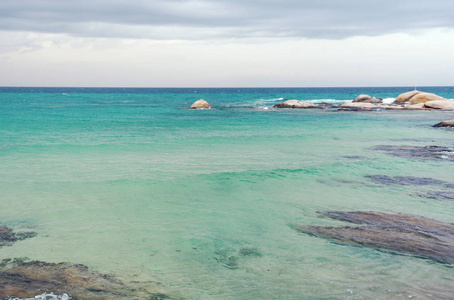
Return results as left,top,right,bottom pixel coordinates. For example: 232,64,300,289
373,145,454,161
366,175,446,186
393,90,421,104
274,100,318,109
417,191,454,201
189,99,212,109
433,119,454,127
296,211,454,264
425,100,454,110
409,92,447,104
0,226,36,248
0,260,168,299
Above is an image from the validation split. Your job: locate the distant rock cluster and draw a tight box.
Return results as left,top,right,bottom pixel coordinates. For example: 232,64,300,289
269,90,453,111
189,90,454,127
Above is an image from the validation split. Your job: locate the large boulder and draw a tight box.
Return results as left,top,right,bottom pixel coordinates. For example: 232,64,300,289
189,99,213,109
409,92,447,104
433,119,454,127
393,90,421,104
274,100,318,109
424,100,454,110
353,94,382,103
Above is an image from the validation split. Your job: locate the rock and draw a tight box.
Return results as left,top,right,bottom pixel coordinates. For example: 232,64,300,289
402,103,425,110
376,104,404,110
366,175,446,186
409,92,447,104
433,119,454,127
189,99,212,109
0,227,36,249
353,94,372,102
0,259,168,299
339,102,377,110
273,100,318,109
317,102,334,108
353,94,382,103
393,90,421,104
425,100,454,110
373,145,454,161
296,211,454,264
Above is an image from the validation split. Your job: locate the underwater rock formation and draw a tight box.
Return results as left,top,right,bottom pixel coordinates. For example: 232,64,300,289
366,175,446,186
373,145,454,161
0,259,169,299
296,211,454,264
0,226,36,248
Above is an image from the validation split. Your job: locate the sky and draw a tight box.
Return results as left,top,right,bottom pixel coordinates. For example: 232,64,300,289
1,0,454,87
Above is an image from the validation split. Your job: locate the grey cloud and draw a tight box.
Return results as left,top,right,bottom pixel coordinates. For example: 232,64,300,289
1,0,454,40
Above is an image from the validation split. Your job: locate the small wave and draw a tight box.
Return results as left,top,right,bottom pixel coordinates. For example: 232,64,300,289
8,293,71,300
382,97,396,104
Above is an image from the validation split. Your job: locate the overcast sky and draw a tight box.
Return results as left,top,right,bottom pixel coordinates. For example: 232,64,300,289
1,0,453,87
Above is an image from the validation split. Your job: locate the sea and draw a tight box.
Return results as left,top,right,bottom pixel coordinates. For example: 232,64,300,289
0,86,453,299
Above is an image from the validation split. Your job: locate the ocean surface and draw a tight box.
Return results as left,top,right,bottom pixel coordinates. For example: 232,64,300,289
1,87,454,299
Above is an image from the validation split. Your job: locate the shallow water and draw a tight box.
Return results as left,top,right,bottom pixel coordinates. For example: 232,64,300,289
1,87,454,299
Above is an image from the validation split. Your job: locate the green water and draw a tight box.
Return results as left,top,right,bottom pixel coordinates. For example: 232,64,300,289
1,89,453,299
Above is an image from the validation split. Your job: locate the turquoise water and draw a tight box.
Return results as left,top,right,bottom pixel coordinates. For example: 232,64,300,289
1,87,454,299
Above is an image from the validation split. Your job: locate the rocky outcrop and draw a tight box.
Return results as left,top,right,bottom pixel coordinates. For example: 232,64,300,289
0,259,169,299
296,211,454,264
433,119,454,127
424,100,454,110
393,90,421,104
273,100,318,109
352,94,382,103
189,99,213,109
409,92,447,104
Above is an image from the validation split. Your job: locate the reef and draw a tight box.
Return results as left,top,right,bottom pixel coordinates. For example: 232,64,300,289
0,259,170,299
296,211,454,264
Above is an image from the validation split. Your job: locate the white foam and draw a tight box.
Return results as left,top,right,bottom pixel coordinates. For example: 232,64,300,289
382,98,396,104
8,293,71,300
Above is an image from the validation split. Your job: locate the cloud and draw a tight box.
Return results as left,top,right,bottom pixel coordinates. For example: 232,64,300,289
1,0,454,40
